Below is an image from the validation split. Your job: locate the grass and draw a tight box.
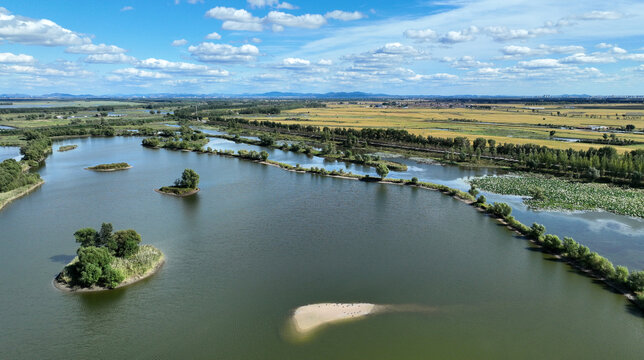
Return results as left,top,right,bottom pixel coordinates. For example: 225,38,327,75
111,245,164,280
0,180,43,211
57,145,77,152
471,175,644,218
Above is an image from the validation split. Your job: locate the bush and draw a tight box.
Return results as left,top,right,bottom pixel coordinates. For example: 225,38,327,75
108,230,142,258
489,202,512,218
529,223,546,242
614,265,629,285
628,271,644,292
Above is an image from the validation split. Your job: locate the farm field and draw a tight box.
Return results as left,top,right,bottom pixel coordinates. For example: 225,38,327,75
241,102,644,153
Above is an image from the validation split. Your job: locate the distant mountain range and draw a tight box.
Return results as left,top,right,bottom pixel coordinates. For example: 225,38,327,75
0,92,641,100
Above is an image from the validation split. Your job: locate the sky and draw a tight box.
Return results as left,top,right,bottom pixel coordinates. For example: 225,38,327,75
0,0,644,96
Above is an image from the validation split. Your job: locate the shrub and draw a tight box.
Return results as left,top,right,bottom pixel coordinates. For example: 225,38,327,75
489,202,512,219
529,223,546,242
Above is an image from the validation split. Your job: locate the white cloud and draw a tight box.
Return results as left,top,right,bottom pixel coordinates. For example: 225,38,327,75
276,57,311,69
577,11,623,20
222,21,263,32
66,43,126,54
136,58,230,76
442,56,492,69
403,28,437,42
409,73,458,81
499,44,585,59
171,39,188,46
439,26,479,44
621,54,644,61
251,37,262,43
318,59,333,66
325,10,366,21
0,52,35,64
206,7,259,22
84,53,137,64
560,53,616,64
113,68,170,79
205,32,221,40
188,43,260,63
247,0,296,9
517,59,562,69
120,6,134,12
0,7,91,46
265,11,326,29
484,25,558,41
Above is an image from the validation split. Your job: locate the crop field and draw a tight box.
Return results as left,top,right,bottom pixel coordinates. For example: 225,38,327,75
241,102,644,153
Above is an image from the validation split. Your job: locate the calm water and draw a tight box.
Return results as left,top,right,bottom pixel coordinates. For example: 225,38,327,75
202,132,644,270
0,146,20,161
2,136,644,359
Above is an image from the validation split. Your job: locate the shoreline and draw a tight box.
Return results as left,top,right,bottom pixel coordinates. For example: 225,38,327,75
155,187,200,197
0,180,44,211
53,254,165,293
85,165,132,172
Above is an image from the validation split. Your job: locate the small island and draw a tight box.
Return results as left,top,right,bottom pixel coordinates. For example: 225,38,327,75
57,145,77,152
54,223,164,292
156,168,200,196
85,162,132,172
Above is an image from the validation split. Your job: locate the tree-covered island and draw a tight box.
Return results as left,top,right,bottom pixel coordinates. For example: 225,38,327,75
156,168,200,196
55,223,164,291
86,162,132,171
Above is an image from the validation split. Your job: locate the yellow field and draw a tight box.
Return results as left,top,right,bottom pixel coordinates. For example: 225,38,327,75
243,103,644,153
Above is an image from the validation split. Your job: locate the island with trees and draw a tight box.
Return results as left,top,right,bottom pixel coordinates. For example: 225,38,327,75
86,162,132,172
156,168,200,196
54,223,164,291
57,145,77,152
0,158,44,211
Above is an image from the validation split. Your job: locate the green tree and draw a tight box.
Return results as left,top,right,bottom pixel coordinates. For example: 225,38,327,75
108,229,142,258
529,223,546,241
74,228,97,247
614,265,629,285
628,271,644,292
79,263,102,287
102,266,125,289
543,234,563,252
175,168,200,189
260,151,269,161
375,163,389,179
468,184,479,197
490,202,512,218
476,195,486,204
96,223,113,247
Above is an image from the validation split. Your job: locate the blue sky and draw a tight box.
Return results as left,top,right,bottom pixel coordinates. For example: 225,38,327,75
0,0,644,95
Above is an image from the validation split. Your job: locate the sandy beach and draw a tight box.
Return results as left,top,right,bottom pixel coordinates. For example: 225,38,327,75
290,303,380,335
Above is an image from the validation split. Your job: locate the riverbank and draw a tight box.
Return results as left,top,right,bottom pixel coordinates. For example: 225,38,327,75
54,245,165,292
0,179,44,211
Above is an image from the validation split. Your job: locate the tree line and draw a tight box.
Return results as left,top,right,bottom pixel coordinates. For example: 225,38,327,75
209,118,644,187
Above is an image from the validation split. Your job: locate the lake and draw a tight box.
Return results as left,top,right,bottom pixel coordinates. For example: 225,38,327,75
1,136,644,359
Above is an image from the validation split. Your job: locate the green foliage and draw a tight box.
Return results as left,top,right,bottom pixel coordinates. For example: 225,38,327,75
542,234,563,252
102,266,125,289
614,265,629,285
87,162,130,170
468,184,479,197
628,271,644,292
476,195,487,204
489,202,512,218
74,228,98,247
174,168,199,189
79,262,102,287
20,131,52,162
96,222,113,247
0,159,41,193
375,163,389,179
108,230,142,258
529,223,546,241
258,134,275,146
410,176,419,184
472,175,644,218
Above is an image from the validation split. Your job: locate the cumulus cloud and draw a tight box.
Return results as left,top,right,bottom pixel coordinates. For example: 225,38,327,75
171,39,188,46
560,53,616,64
442,56,492,69
276,57,311,69
403,28,437,42
499,44,585,58
318,59,333,66
222,21,263,32
0,52,35,64
205,32,221,40
84,53,137,64
265,11,326,29
409,73,458,81
188,43,260,63
484,25,558,41
136,58,230,76
66,43,127,54
206,7,259,22
325,10,366,21
343,43,425,75
247,0,296,9
403,26,478,44
0,7,91,46
517,59,563,69
113,68,170,79
120,6,134,12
